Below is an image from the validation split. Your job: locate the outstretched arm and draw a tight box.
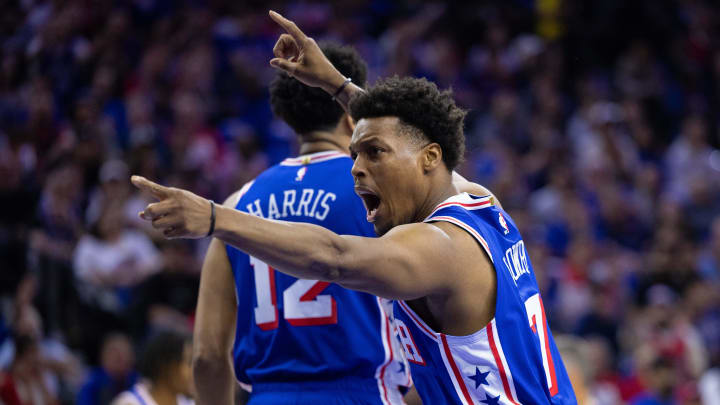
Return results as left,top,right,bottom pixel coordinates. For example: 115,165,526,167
131,176,461,300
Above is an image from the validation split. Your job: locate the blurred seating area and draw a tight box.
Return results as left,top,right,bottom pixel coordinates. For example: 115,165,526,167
0,1,719,404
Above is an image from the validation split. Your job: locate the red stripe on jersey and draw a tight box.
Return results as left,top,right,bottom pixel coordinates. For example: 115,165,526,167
540,297,559,396
435,200,492,210
398,301,437,341
488,321,520,405
377,308,394,405
440,334,474,405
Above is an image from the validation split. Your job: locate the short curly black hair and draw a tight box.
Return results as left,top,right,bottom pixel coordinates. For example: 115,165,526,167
270,42,367,135
348,76,466,170
138,330,190,382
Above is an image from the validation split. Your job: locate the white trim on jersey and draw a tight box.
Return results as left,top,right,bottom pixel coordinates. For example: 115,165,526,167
373,298,407,405
398,299,522,405
487,319,521,405
424,193,493,220
279,151,349,166
425,215,494,264
112,383,194,405
397,300,438,342
235,180,255,203
437,334,476,405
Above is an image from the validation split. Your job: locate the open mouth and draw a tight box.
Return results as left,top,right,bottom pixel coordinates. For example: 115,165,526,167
356,188,382,222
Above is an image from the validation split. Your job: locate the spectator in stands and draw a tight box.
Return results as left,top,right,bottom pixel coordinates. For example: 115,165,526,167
0,1,718,403
0,335,59,405
77,333,136,405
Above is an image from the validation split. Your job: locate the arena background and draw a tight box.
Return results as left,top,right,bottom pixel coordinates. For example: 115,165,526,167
1,0,719,404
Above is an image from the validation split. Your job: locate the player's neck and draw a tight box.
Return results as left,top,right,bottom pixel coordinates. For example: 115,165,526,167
415,171,460,222
298,130,350,155
150,383,177,405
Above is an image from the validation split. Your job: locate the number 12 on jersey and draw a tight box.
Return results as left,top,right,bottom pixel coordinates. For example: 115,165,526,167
250,256,337,330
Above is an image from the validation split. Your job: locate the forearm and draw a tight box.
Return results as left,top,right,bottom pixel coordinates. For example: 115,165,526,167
213,205,346,281
192,354,235,405
193,237,237,405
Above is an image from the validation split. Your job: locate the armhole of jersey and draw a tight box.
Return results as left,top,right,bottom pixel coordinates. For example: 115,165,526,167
229,179,255,208
223,179,255,290
425,212,494,264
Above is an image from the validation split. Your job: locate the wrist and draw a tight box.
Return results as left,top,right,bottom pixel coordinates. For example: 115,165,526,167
320,70,348,95
212,205,230,239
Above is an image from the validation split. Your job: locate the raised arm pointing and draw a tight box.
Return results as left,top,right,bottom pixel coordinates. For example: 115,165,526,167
268,10,363,111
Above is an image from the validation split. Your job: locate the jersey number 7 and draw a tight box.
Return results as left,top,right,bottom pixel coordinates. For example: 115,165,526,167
251,256,337,330
524,293,558,396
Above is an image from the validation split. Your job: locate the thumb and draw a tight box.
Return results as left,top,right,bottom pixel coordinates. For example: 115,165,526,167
131,175,170,200
270,58,298,75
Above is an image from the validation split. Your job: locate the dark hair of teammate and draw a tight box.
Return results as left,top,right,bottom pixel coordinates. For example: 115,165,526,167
349,76,466,171
138,330,191,384
269,42,368,135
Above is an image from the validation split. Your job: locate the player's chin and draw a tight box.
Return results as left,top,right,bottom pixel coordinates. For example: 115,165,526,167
373,220,393,236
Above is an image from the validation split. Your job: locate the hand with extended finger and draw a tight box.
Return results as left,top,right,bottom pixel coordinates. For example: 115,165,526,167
268,10,347,94
131,176,215,239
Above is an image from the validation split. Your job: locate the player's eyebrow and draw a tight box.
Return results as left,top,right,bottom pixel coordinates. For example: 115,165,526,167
350,135,389,152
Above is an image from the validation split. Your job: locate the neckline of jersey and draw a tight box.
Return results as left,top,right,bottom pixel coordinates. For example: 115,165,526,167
280,150,349,166
424,193,494,221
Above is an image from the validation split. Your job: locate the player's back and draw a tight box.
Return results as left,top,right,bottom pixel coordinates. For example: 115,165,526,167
394,193,577,405
225,151,408,404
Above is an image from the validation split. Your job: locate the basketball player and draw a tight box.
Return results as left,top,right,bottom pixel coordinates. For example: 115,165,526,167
191,43,412,405
112,330,194,405
132,12,577,405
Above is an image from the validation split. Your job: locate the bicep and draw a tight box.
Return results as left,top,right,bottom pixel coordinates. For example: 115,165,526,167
336,223,459,300
194,238,237,356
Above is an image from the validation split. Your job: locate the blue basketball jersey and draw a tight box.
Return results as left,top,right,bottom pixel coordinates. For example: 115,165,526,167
393,193,577,405
225,151,409,404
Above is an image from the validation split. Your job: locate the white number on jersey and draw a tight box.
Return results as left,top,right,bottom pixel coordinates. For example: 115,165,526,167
524,293,559,396
251,256,337,330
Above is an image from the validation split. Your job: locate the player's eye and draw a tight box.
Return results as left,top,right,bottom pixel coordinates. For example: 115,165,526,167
369,146,383,157
350,151,358,160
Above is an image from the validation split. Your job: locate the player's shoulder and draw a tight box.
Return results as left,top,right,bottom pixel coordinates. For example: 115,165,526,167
222,180,255,208
110,391,139,405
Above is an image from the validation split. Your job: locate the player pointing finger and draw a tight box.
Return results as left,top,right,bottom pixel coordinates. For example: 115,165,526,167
131,175,215,239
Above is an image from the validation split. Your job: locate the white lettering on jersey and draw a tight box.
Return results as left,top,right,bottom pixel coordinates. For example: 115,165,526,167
267,193,280,219
246,199,264,218
245,189,337,221
297,189,314,216
502,240,530,286
315,192,336,220
282,190,297,217
308,189,325,218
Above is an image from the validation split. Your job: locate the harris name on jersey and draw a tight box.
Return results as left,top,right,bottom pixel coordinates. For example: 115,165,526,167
244,188,338,221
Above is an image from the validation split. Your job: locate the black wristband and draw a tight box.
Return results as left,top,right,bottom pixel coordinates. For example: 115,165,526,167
332,78,352,101
207,200,216,237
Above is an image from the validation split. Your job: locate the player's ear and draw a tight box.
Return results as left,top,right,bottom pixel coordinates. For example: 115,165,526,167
342,113,356,134
421,143,443,173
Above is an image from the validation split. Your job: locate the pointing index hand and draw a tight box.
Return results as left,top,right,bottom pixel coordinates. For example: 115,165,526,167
131,175,171,201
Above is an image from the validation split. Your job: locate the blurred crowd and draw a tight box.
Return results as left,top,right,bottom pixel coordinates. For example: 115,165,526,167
0,0,719,404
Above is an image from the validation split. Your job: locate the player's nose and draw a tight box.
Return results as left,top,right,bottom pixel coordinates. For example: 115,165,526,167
350,156,366,179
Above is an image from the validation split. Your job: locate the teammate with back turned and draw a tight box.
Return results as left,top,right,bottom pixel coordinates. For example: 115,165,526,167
191,43,412,405
132,11,578,405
